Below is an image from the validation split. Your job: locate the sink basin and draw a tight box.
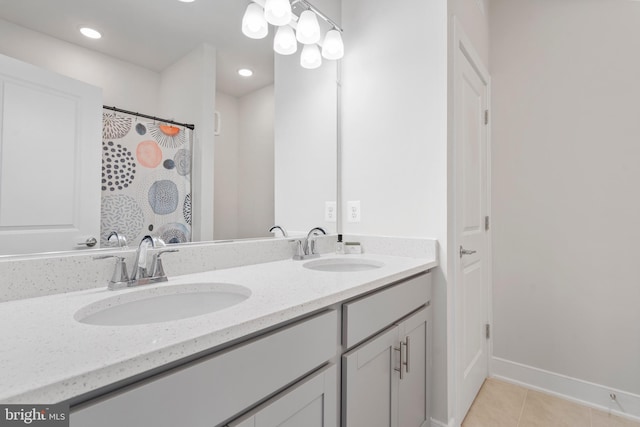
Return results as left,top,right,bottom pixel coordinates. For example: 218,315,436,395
303,258,384,272
75,283,251,326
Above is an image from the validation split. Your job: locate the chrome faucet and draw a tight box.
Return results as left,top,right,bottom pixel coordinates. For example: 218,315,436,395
131,235,157,281
292,227,327,260
269,225,288,237
305,227,327,257
95,235,178,290
130,235,178,285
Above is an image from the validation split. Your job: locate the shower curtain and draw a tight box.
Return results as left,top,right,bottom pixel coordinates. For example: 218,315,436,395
100,109,193,247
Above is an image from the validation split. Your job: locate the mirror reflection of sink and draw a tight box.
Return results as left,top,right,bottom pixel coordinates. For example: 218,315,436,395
75,283,251,326
303,258,384,272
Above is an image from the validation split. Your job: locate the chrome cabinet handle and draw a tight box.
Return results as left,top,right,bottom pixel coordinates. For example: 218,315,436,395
394,345,405,380
78,237,98,247
404,337,410,374
459,246,477,258
395,339,410,379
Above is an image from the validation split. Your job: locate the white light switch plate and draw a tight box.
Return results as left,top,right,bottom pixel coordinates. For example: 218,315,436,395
347,201,361,223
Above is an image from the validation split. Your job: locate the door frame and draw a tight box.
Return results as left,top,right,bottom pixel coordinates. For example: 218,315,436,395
451,17,493,426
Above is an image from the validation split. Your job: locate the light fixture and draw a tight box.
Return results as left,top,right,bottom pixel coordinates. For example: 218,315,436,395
242,3,268,39
274,26,297,55
296,10,320,44
80,27,102,39
300,44,322,69
264,0,292,26
238,68,254,77
322,29,344,60
177,0,195,2
241,0,343,70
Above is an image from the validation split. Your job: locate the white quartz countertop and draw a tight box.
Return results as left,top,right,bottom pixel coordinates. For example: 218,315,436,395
0,253,436,404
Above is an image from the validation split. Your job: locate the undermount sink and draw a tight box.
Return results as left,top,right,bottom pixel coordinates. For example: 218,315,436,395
303,258,384,272
75,283,251,326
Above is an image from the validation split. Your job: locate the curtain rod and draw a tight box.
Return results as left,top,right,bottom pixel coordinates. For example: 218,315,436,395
103,106,195,130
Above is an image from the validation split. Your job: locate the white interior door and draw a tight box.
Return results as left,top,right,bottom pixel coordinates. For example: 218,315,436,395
454,25,490,423
0,54,102,255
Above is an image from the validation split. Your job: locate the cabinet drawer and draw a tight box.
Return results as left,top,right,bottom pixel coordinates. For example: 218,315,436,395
342,273,430,349
71,310,338,427
228,364,337,427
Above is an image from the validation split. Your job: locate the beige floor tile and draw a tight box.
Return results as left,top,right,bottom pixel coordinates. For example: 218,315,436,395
518,390,591,427
462,378,528,427
592,409,640,427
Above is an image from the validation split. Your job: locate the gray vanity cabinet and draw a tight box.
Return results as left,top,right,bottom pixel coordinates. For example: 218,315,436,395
341,273,431,427
70,310,338,427
227,364,337,427
70,272,432,427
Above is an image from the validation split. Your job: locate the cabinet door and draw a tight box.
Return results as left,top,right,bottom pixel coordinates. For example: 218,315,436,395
342,326,400,427
397,307,431,427
229,364,337,427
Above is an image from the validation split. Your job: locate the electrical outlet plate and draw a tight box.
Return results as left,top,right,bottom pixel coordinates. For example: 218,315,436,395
347,201,361,223
325,201,337,222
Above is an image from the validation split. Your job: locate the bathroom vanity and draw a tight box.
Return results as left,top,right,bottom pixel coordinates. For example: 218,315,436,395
71,273,431,427
0,237,437,427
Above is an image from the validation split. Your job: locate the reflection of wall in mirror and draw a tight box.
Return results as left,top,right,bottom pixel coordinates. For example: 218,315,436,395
214,86,275,240
270,0,340,237
274,52,338,236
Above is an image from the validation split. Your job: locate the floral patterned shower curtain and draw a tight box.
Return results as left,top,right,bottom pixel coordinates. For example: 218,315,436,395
100,109,193,247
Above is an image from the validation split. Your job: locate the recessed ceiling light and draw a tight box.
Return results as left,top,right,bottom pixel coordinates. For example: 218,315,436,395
80,27,102,39
178,0,195,2
238,68,254,77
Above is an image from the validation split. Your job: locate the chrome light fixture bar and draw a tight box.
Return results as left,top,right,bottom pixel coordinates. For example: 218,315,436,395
242,0,344,69
294,0,342,34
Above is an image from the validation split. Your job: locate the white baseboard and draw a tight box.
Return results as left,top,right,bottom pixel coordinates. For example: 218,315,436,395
431,417,456,427
492,356,640,422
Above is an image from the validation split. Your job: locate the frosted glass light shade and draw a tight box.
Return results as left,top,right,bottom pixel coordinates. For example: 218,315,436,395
264,0,292,26
322,30,344,60
242,3,268,39
300,44,322,69
296,10,321,44
274,26,297,55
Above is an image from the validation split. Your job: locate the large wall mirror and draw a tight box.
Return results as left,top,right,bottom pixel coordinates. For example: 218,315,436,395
0,0,339,256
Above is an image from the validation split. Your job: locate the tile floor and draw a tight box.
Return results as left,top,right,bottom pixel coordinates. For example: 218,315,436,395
462,378,640,427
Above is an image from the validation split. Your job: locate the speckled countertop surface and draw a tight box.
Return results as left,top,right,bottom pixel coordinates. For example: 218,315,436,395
0,253,437,404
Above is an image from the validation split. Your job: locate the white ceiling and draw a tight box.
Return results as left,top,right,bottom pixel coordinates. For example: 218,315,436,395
0,0,275,97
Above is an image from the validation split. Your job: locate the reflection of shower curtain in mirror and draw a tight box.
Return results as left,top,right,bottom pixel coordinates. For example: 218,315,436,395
100,109,193,246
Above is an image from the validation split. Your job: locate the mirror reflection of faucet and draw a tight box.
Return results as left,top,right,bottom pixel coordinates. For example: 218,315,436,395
269,225,288,237
107,231,128,248
94,234,178,290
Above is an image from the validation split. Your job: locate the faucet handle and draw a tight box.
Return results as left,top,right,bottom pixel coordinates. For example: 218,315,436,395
151,249,179,279
94,255,130,290
293,240,306,260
